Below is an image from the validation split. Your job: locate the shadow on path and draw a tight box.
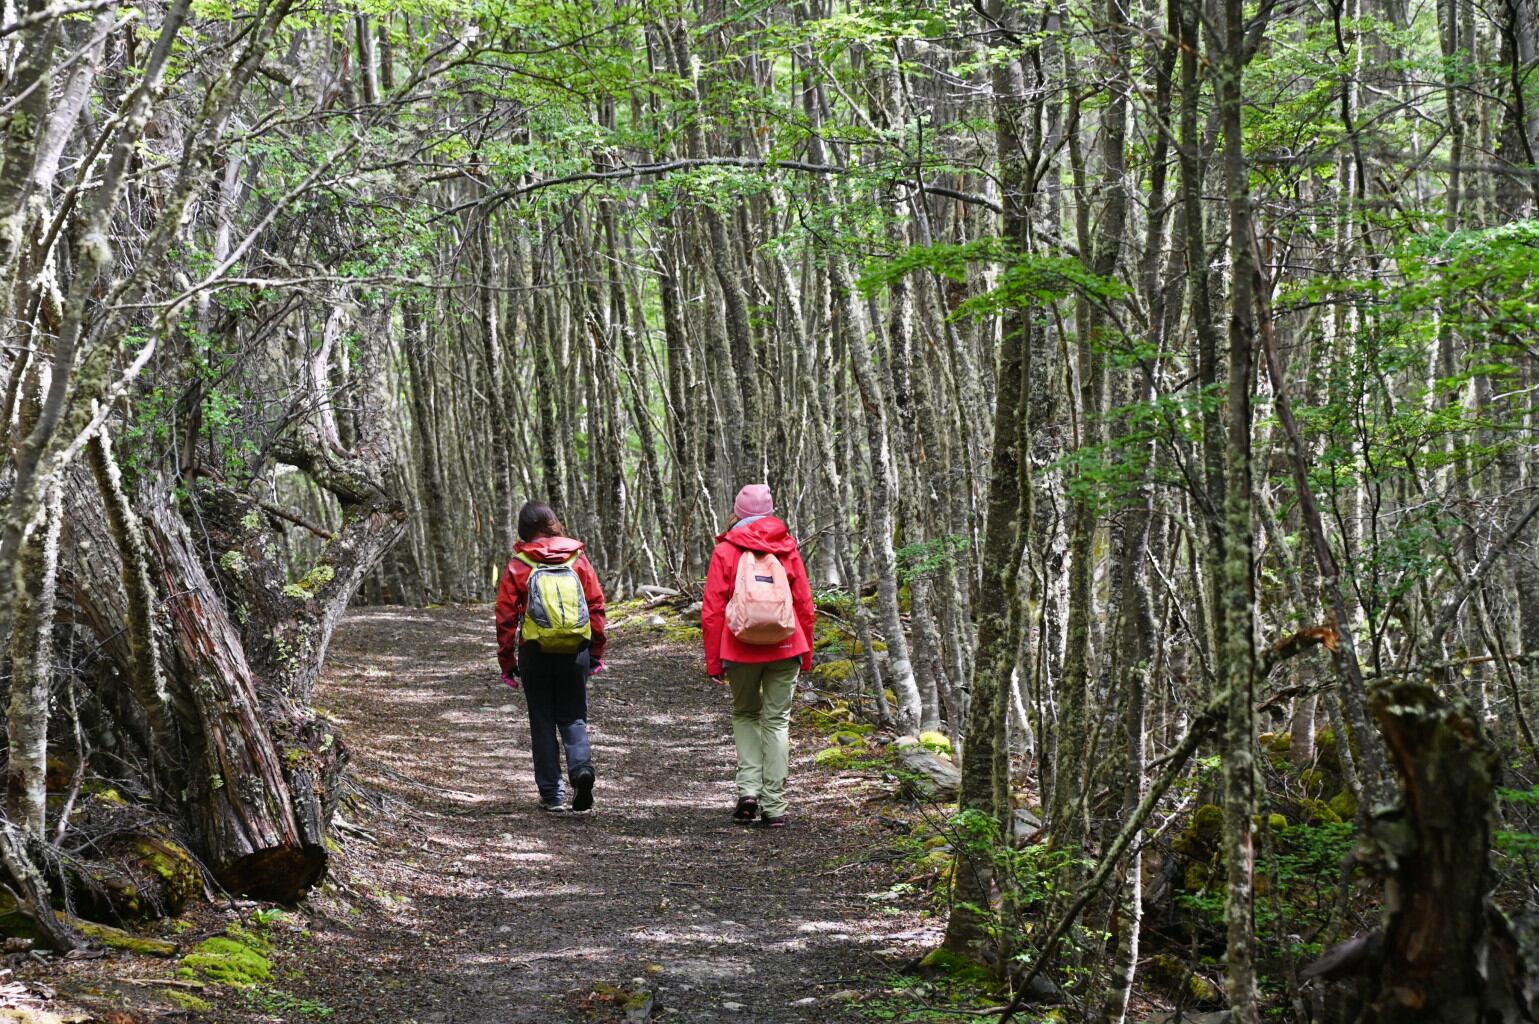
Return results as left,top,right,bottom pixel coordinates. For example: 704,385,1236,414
291,605,933,1023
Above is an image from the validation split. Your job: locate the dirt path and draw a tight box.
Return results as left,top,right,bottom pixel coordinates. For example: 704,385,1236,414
282,605,933,1023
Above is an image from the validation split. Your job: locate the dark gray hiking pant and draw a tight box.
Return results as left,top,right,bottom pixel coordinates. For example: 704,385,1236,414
520,644,593,803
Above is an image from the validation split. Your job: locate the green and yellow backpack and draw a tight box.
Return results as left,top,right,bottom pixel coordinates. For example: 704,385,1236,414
517,552,592,654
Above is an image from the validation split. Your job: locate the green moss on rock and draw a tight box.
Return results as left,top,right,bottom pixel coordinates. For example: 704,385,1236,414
1145,953,1221,1004
1328,789,1359,821
918,731,952,755
1299,798,1343,825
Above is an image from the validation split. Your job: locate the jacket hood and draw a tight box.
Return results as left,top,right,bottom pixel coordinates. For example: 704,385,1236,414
514,535,585,563
717,515,797,554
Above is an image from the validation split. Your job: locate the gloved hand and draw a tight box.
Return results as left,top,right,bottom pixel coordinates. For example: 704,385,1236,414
502,672,520,691
589,660,606,678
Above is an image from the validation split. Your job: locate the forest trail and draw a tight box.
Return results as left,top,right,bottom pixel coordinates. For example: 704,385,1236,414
281,605,932,1023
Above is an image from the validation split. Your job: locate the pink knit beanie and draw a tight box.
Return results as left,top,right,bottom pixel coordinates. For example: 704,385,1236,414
733,484,773,518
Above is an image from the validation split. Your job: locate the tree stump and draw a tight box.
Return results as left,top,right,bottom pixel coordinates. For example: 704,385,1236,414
1352,680,1536,1022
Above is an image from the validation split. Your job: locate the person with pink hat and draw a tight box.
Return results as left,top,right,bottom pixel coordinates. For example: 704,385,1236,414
700,484,816,829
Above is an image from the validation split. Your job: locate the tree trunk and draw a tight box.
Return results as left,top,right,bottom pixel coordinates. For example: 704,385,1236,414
5,481,61,836
144,501,326,901
944,0,1033,952
1337,681,1524,1022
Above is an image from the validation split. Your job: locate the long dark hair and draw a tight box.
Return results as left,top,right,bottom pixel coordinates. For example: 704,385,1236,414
517,501,564,542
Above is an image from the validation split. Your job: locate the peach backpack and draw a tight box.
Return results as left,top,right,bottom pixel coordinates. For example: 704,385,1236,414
726,550,796,644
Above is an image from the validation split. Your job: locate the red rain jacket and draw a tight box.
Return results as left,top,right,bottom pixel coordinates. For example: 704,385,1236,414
701,516,815,677
495,535,607,676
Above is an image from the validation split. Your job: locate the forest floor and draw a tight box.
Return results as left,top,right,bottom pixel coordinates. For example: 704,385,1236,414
15,604,947,1023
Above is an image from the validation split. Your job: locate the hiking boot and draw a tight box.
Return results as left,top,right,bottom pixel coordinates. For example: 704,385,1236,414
732,796,759,823
755,813,788,830
539,796,568,813
571,770,595,814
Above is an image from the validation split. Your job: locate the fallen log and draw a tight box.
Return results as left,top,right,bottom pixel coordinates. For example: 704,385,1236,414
0,894,177,956
636,585,680,599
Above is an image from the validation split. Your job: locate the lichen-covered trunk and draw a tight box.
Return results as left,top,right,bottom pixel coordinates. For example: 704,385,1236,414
5,482,62,836
944,0,1033,951
1216,0,1262,1010
828,254,924,732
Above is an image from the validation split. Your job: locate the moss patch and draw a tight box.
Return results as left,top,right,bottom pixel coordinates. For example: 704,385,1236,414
130,837,202,914
805,704,856,730
1299,798,1343,825
1173,803,1224,859
1145,953,1221,1004
916,948,992,985
908,848,955,887
812,619,854,655
1328,789,1359,821
661,622,703,646
163,990,214,1012
72,918,178,956
814,746,861,769
812,659,856,684
918,730,952,755
1184,862,1211,892
178,925,273,988
586,983,653,1013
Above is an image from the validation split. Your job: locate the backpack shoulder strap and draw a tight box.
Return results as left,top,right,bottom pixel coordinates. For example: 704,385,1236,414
517,551,582,567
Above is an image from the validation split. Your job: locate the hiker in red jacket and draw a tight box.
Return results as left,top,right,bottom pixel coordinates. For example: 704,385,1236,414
701,484,815,829
495,501,607,814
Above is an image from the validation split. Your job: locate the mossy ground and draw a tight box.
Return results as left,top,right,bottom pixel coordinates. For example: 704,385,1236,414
916,948,992,986
178,925,273,987
163,989,214,1012
813,658,856,684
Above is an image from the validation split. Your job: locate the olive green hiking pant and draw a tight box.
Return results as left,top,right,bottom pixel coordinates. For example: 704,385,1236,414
725,657,799,818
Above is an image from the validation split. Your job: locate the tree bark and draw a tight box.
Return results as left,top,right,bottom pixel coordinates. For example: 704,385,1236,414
944,0,1033,953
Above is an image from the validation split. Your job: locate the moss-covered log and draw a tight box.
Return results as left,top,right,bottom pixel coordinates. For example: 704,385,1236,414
66,835,204,923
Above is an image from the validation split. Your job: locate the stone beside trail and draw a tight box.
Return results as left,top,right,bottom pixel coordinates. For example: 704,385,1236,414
274,604,936,1022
